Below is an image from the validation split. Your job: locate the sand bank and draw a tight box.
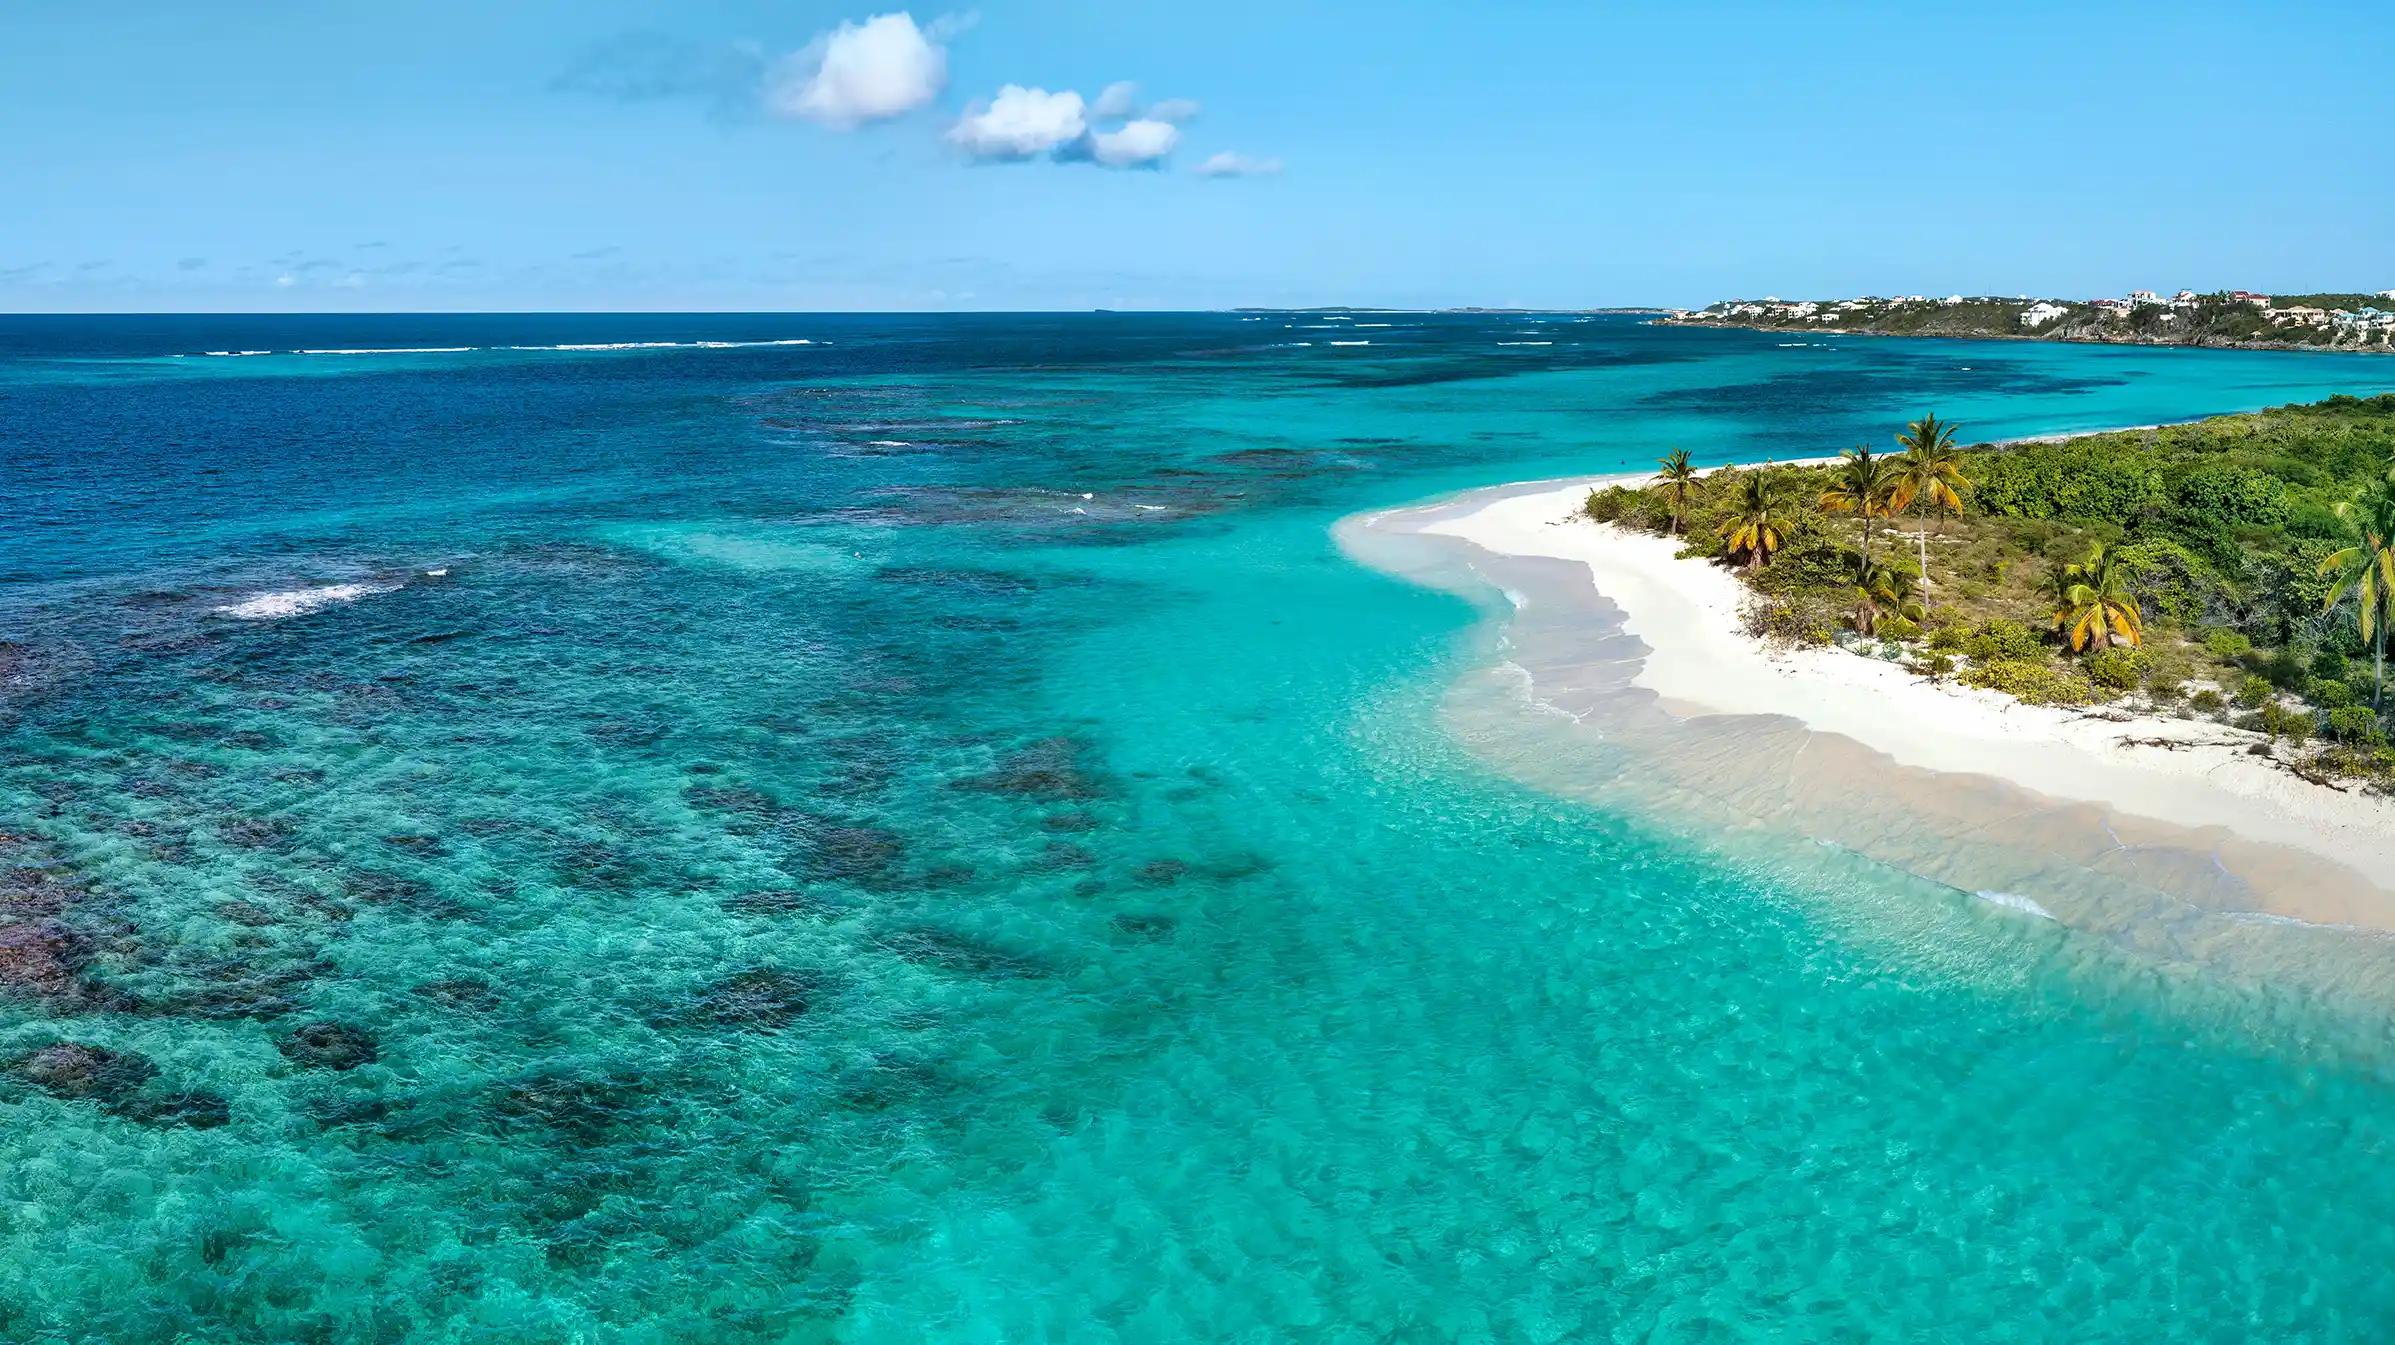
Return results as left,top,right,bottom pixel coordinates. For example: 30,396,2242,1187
1355,473,2395,934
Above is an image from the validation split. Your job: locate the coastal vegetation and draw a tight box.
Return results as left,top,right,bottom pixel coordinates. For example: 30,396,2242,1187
1583,395,2395,790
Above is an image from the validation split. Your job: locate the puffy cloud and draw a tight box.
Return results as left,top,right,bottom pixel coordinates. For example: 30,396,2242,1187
947,85,1086,160
1195,151,1282,178
769,12,948,127
1088,118,1179,168
1090,81,1140,120
1144,97,1200,123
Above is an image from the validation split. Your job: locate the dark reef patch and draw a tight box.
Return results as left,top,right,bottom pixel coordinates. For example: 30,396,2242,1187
279,1021,381,1071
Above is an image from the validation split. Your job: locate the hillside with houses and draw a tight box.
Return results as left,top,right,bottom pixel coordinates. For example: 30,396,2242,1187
1663,289,2395,351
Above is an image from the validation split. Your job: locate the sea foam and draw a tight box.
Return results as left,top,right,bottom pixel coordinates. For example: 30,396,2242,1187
214,581,400,621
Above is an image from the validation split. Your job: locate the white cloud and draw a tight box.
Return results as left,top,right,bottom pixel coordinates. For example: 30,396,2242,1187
768,12,948,127
1089,118,1179,168
1195,151,1282,178
947,85,1086,160
273,273,297,288
1144,97,1200,124
1090,80,1139,120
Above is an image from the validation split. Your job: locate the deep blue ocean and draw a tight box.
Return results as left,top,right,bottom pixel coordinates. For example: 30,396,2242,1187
6,311,2395,1342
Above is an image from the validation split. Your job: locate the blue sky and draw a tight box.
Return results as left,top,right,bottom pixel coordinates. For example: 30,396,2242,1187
6,1,2391,312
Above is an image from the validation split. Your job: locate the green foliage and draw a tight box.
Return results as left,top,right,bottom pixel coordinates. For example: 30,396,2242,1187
1971,439,2162,524
1748,533,1857,595
2325,706,2389,746
2190,688,2225,713
2202,629,2253,660
1926,624,1969,653
2259,702,2314,746
2112,538,2222,627
2313,679,2357,709
2169,464,2289,530
2085,647,2146,691
2234,673,2274,708
2314,648,2351,683
1875,615,1921,640
1962,618,2045,663
1915,652,1957,680
1744,596,1838,647
1961,658,2094,706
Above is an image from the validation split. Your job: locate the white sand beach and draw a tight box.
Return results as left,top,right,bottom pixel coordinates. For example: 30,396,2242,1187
1424,477,2395,915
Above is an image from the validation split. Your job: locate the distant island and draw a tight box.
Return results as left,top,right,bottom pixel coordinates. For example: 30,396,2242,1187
1663,290,2395,352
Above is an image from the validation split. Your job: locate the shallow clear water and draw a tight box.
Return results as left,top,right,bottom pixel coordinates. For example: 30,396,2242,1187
5,313,2395,1341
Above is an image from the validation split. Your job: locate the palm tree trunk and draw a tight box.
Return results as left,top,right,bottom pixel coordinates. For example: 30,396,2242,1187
1915,504,1930,589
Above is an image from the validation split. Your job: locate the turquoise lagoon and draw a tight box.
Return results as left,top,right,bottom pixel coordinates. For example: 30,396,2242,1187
4,313,2395,1341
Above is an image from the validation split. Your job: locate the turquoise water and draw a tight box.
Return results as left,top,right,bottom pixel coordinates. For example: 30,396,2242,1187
5,313,2395,1342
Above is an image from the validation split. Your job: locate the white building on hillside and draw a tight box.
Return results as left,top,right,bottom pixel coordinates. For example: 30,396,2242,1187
2019,301,2069,328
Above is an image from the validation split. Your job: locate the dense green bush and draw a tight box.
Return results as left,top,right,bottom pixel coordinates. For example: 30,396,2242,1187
2325,706,2389,746
2313,679,2357,709
2085,647,2146,692
2259,702,2314,745
2190,688,2226,713
2234,674,2274,708
1963,619,2046,663
1743,596,1837,646
1926,624,1969,653
2202,629,2253,660
2168,463,2289,530
1875,615,1922,640
1971,440,2162,523
1962,658,2094,705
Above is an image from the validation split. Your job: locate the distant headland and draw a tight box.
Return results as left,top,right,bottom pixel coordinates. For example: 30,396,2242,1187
1663,290,2395,353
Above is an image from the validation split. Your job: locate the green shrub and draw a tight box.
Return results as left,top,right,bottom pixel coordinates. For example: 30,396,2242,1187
1927,624,1969,653
2084,647,2146,692
1875,615,1922,641
1964,619,2046,664
2262,647,2309,690
2314,649,2351,684
2259,703,2313,745
2149,680,2185,703
2235,674,2274,708
1915,652,1957,681
1962,658,2095,706
2325,706,2389,746
2313,679,2357,709
2202,629,2253,660
2190,688,2225,714
1744,597,1837,647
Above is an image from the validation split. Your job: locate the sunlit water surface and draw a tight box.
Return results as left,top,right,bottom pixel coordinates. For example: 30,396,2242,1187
5,313,2395,1342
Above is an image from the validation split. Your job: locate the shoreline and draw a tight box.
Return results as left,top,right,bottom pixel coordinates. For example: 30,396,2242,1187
1348,463,2395,936
1656,316,2395,358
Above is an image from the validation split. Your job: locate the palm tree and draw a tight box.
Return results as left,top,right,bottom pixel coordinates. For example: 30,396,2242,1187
2048,542,2143,652
1889,414,1970,589
1718,471,1789,572
1818,444,1902,572
1653,448,1699,535
1850,558,1926,636
2318,475,2395,708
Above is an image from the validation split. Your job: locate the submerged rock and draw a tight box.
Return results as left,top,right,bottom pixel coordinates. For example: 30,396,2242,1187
1134,859,1191,887
1112,913,1178,940
952,736,1105,801
412,977,498,1011
117,1089,232,1130
690,969,815,1032
802,824,905,883
0,919,103,1007
278,1021,380,1071
18,1042,157,1103
723,889,841,918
